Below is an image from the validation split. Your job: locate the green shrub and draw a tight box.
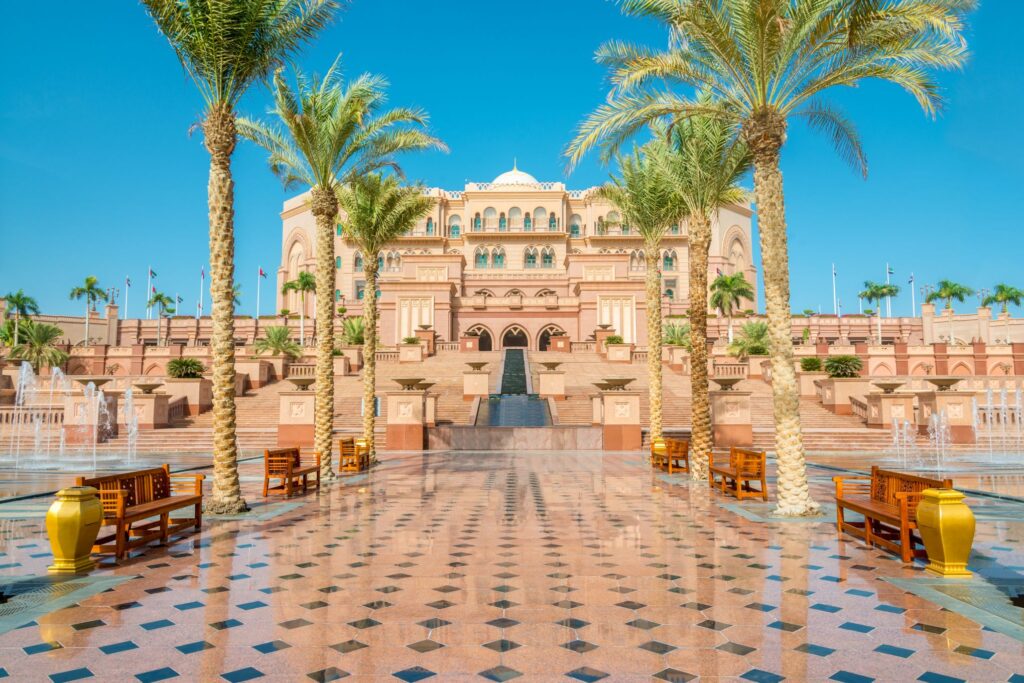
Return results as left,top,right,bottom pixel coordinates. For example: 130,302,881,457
800,357,822,372
728,322,770,359
605,335,625,345
824,355,862,378
167,357,205,379
662,323,691,349
340,317,365,345
402,336,420,345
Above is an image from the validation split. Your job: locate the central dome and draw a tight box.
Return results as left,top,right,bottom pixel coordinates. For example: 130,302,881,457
492,162,539,186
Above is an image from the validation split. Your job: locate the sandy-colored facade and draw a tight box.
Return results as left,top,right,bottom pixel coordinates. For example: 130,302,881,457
278,166,757,349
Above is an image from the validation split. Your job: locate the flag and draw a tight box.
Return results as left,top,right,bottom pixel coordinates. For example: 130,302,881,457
259,267,267,279
832,265,837,277
176,295,183,304
201,267,205,279
152,286,156,293
149,268,157,278
125,277,132,287
908,274,915,285
887,265,895,275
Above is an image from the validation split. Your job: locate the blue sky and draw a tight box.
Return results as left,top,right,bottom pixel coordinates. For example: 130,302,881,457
1,1,1021,318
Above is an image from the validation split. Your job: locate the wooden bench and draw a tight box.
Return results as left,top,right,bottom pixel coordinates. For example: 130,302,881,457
77,465,204,561
338,437,370,472
651,437,690,474
263,447,320,496
709,447,768,501
834,466,952,563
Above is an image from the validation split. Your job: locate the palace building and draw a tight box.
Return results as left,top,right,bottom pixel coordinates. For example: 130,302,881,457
278,165,756,350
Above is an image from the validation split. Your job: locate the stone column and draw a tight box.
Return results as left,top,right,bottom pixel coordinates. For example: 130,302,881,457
932,343,950,375
414,328,436,356
460,335,481,352
917,391,976,444
463,371,489,400
972,341,988,376
1013,343,1024,376
129,393,170,430
865,392,916,429
538,370,565,400
63,392,119,445
278,391,314,447
599,390,642,451
386,390,426,450
976,306,991,344
710,390,753,447
550,335,571,352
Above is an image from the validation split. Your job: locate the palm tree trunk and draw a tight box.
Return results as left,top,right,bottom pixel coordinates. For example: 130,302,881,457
362,266,379,462
83,302,90,347
312,187,337,482
688,214,712,481
299,294,306,346
727,315,733,343
749,122,818,516
202,105,246,515
14,311,20,348
645,248,664,442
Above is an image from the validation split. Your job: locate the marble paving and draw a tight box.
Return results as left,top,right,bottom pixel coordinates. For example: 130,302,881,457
1,450,1024,681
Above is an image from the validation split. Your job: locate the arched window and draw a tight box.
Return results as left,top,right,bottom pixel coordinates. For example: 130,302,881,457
509,207,523,229
484,207,498,230
386,250,401,272
570,213,582,238
665,288,674,300
549,213,557,230
353,252,363,270
492,247,506,268
377,253,385,271
662,249,677,271
448,214,461,238
629,249,645,272
335,256,341,270
474,290,495,297
336,224,343,236
524,247,538,269
541,247,555,268
426,217,434,235
536,289,557,297
538,324,566,351
597,216,606,235
533,207,547,231
524,214,532,231
475,247,489,268
506,289,525,297
499,213,507,231
473,213,482,231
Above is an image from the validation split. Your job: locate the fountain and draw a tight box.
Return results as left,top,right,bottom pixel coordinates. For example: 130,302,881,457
601,378,634,391
712,376,743,391
873,380,904,394
540,362,562,372
891,418,920,469
133,381,164,395
288,377,315,391
925,376,962,392
927,409,951,476
394,378,425,391
466,362,488,371
973,385,1024,453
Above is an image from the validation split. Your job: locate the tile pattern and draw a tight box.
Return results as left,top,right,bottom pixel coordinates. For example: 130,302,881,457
0,451,1023,681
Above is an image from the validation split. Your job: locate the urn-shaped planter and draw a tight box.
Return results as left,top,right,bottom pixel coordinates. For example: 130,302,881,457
46,486,103,574
916,488,975,577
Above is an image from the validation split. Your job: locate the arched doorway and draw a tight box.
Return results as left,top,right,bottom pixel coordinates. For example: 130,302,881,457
466,325,493,352
537,325,565,352
501,325,529,349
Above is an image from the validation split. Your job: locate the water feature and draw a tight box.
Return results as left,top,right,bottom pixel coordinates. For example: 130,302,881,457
476,350,552,427
973,387,1024,453
890,418,921,469
927,409,951,476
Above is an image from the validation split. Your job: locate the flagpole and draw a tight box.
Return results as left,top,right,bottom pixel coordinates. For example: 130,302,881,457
885,263,892,318
146,266,152,319
256,266,262,320
910,273,916,317
197,268,203,319
124,278,129,320
831,264,838,315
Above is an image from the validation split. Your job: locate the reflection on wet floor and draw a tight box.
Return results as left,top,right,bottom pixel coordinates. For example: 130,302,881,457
1,451,1024,680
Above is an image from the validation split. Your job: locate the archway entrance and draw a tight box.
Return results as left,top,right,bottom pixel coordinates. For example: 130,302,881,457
466,325,493,352
501,326,529,349
537,325,565,352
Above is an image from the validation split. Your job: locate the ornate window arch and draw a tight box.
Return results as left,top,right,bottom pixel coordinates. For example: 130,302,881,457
474,246,489,268
537,324,566,351
474,289,495,298
501,324,529,349
386,250,401,272
425,217,434,235
465,324,493,351
536,289,557,297
484,207,498,229
569,213,582,237
499,212,507,231
541,246,555,268
473,212,482,231
533,206,548,229
524,246,538,269
505,288,525,297
509,207,523,228
629,249,645,271
491,246,506,268
353,251,364,271
662,248,678,271
448,214,462,237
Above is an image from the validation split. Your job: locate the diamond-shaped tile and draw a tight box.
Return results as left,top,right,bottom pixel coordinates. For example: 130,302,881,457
555,618,590,629
562,639,599,653
392,666,435,682
329,640,367,654
417,618,451,629
483,639,521,653
478,665,523,682
425,600,455,610
615,600,645,610
307,667,350,682
639,641,677,655
626,618,660,630
566,667,609,682
348,618,380,629
486,617,519,628
407,639,445,653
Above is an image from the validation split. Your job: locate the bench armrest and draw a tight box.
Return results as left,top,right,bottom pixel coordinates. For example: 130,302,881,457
170,473,205,496
96,489,128,518
833,475,871,498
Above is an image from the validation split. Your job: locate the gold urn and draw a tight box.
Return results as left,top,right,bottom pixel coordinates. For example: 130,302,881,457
46,486,103,574
915,488,975,577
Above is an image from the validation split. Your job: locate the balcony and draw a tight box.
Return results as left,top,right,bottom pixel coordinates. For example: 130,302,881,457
464,222,564,238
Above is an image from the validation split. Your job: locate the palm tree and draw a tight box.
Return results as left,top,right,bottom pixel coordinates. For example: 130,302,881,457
926,279,975,345
660,106,750,480
567,0,974,516
11,322,68,371
593,141,685,445
983,284,1024,344
254,326,302,359
69,276,108,347
337,173,433,462
141,0,339,515
148,290,176,347
239,58,445,481
710,273,754,344
3,289,39,349
282,271,316,347
728,321,770,360
232,284,242,307
859,281,900,344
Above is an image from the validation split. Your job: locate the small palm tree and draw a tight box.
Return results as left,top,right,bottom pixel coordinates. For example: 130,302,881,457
859,281,901,344
728,322,770,360
11,322,68,371
709,273,754,343
69,276,108,347
239,57,445,480
148,291,176,347
983,284,1023,344
659,102,750,479
3,289,39,349
254,326,302,360
232,284,242,307
926,279,975,344
567,0,975,516
282,271,316,346
337,173,434,461
141,0,340,515
662,322,691,349
593,141,685,444
340,317,365,345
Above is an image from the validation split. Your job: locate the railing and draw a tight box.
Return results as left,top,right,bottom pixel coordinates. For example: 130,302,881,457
712,362,749,378
375,350,399,362
168,397,188,422
632,350,649,363
467,224,562,234
436,342,460,352
287,364,315,378
850,396,868,421
571,342,596,352
0,407,64,427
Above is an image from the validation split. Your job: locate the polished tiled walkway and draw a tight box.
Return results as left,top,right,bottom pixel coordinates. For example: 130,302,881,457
2,451,1024,681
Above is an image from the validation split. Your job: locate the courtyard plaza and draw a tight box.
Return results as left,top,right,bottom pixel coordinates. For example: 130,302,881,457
2,450,1024,681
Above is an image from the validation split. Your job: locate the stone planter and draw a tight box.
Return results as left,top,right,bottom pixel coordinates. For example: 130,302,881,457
538,371,565,400
399,343,424,363
916,488,975,577
336,347,363,371
817,377,873,415
46,487,103,574
460,335,481,352
549,336,571,352
746,355,769,379
163,377,213,416
235,358,271,388
798,371,829,398
605,343,634,364
333,355,351,376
